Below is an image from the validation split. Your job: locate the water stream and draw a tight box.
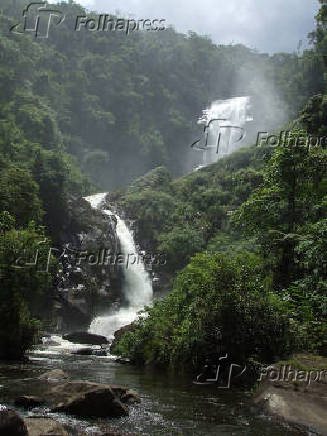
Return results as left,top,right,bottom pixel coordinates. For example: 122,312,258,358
86,192,153,339
0,353,304,436
194,96,253,168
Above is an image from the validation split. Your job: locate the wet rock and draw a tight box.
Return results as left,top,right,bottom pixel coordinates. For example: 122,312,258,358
39,369,69,381
54,195,120,333
0,407,28,436
110,324,136,352
72,348,107,356
50,381,128,418
79,427,137,436
109,385,141,404
101,430,139,436
120,389,141,404
114,357,131,364
42,338,61,346
14,396,43,409
63,331,109,345
254,380,327,435
24,417,68,436
253,355,327,435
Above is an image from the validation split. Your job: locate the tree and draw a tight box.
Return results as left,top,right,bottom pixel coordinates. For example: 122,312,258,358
235,131,327,289
0,167,43,226
0,219,53,359
113,253,296,369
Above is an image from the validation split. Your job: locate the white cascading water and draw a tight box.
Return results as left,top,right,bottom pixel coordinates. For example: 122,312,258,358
85,193,153,340
195,96,253,168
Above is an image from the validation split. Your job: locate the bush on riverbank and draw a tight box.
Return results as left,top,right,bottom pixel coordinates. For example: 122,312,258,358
113,253,297,370
0,215,53,359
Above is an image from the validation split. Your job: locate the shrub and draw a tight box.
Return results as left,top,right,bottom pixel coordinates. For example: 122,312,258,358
113,253,297,370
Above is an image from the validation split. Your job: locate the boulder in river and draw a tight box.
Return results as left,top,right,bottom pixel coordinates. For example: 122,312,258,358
39,369,69,381
24,417,68,436
72,348,107,356
14,396,43,409
110,324,136,352
0,407,28,436
42,338,61,346
50,381,128,418
63,331,109,345
253,354,327,435
110,386,141,404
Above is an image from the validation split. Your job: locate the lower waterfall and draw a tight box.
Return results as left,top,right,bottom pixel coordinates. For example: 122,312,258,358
85,193,153,339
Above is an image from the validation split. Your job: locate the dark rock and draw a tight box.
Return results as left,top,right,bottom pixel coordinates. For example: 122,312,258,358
63,331,109,345
24,417,68,436
81,425,138,436
110,386,141,404
54,299,93,333
14,396,43,409
42,338,60,346
121,389,141,404
49,381,128,418
72,348,93,356
110,324,136,352
0,407,28,436
114,357,131,364
39,369,69,381
101,430,139,436
72,348,107,356
52,195,121,334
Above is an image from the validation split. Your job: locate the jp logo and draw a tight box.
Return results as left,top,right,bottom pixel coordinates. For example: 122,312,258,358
191,118,246,154
10,2,65,38
193,354,247,389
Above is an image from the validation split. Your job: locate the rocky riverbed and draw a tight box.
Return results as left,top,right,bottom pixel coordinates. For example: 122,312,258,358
0,336,313,436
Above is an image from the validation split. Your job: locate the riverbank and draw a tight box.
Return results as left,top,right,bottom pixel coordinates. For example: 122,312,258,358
254,354,327,436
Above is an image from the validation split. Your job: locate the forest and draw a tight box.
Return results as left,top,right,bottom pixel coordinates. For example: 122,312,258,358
1,0,327,435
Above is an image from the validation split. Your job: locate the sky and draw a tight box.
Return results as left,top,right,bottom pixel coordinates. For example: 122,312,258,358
75,0,319,53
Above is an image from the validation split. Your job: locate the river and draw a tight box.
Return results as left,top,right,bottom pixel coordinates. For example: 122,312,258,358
0,345,303,435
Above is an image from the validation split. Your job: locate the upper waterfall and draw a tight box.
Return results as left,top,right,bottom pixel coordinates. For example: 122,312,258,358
194,96,253,167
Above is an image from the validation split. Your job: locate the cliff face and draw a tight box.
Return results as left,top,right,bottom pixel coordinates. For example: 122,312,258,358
51,195,121,333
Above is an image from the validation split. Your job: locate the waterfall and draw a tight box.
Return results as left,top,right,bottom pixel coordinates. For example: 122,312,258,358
85,193,153,339
194,96,253,168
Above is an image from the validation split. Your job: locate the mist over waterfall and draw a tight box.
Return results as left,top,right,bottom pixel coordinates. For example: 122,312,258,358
194,96,253,168
85,193,153,340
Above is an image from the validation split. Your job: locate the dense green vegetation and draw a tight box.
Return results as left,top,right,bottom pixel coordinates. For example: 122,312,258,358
0,213,54,359
0,0,326,362
115,252,296,370
112,148,267,273
114,133,327,372
113,2,327,373
1,0,325,188
0,1,93,357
